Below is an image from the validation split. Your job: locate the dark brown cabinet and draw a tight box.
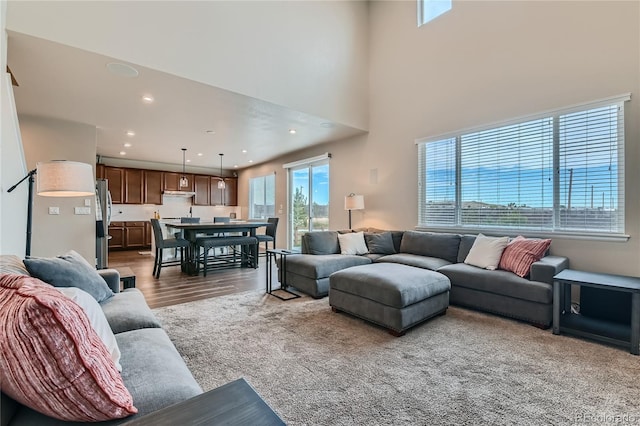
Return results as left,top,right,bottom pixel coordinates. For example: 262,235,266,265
224,177,238,206
104,167,124,204
124,169,144,204
210,177,224,205
96,164,105,179
144,170,163,205
194,175,210,205
108,221,151,250
108,222,125,249
164,172,194,192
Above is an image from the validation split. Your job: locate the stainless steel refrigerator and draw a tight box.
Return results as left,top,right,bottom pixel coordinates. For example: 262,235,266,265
95,179,112,269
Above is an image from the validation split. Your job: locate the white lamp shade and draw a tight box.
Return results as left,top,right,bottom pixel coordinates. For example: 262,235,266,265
344,194,365,211
36,161,95,197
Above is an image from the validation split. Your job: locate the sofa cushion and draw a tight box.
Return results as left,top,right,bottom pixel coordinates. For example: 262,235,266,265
24,250,114,303
0,274,137,422
100,288,162,334
400,231,461,263
330,263,451,309
56,287,122,372
364,232,397,255
464,234,509,270
457,235,477,263
338,232,369,255
286,254,372,279
375,253,452,271
0,255,29,276
499,237,552,277
437,263,552,304
302,231,340,255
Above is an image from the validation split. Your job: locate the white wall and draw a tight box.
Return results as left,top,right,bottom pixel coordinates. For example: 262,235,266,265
6,1,369,130
19,115,97,262
241,1,640,277
0,0,29,256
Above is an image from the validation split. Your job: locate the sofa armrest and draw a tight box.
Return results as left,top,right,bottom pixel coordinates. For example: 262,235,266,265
530,255,569,285
98,269,121,293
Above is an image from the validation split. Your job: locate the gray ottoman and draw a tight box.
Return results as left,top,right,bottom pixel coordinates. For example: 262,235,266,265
329,263,450,336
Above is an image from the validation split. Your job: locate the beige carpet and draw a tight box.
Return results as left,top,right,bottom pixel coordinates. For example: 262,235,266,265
154,291,640,425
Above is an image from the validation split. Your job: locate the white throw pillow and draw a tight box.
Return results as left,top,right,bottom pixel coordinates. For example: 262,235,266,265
56,287,122,372
464,233,509,270
338,232,369,255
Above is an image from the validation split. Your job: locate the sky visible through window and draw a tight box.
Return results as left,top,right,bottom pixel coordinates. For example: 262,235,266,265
419,0,452,26
292,166,329,205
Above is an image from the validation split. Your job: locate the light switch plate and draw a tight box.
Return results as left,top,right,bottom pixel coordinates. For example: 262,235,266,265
84,198,92,207
48,207,60,215
74,207,91,215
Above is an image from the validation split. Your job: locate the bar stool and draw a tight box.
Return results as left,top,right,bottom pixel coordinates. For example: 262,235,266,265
150,218,190,278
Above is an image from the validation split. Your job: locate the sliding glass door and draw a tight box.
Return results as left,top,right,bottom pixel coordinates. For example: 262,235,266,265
289,162,329,249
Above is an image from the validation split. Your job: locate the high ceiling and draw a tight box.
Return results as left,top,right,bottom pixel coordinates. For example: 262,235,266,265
7,32,367,172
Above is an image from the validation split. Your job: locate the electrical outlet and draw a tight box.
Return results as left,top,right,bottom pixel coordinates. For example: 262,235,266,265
48,207,60,215
74,207,91,215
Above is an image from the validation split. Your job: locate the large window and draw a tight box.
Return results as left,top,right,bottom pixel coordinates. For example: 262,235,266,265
418,95,629,237
418,0,451,26
249,174,275,219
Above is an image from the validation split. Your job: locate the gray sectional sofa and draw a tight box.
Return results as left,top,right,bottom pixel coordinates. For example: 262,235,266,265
0,255,202,426
279,229,569,327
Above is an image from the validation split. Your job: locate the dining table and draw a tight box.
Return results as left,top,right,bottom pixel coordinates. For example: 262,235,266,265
164,221,269,275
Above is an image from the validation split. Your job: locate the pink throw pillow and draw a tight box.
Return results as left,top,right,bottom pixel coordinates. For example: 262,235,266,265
0,274,137,422
498,237,552,278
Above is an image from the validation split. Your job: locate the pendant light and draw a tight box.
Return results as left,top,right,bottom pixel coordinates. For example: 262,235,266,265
179,148,189,188
217,153,226,189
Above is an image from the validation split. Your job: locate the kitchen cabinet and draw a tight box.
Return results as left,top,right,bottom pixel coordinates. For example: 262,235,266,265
109,221,151,250
210,177,224,205
104,167,124,204
108,222,125,249
224,177,238,206
96,164,105,179
124,169,144,204
194,175,210,206
144,170,163,205
164,172,194,192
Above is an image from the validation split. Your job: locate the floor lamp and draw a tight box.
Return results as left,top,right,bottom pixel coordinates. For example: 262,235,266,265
344,193,365,229
7,160,95,257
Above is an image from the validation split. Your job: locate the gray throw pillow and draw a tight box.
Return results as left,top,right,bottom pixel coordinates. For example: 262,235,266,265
364,232,397,255
24,250,114,303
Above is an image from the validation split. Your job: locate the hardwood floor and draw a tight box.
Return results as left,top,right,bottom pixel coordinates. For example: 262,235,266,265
109,250,272,309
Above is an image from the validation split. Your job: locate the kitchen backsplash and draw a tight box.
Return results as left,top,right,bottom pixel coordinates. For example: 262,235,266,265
111,196,242,222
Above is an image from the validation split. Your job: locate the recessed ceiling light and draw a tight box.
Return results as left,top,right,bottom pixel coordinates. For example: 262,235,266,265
197,153,203,156
242,149,247,154
289,129,297,134
124,143,132,148
234,165,238,168
126,130,135,137
106,62,139,78
119,151,126,156
142,95,154,103
205,130,215,134
248,160,253,163
186,159,191,163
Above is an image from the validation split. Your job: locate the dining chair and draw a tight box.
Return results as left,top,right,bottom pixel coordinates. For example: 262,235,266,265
256,217,279,260
150,218,190,278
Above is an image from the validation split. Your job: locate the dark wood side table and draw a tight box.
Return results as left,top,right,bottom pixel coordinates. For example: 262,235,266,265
553,269,640,355
122,378,285,425
115,266,136,289
266,249,301,301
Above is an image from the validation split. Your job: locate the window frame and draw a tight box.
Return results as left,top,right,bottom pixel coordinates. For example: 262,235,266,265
416,94,630,241
248,174,276,220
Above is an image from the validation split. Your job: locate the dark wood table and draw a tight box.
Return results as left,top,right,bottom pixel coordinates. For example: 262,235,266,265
165,221,268,275
122,378,285,425
553,269,640,355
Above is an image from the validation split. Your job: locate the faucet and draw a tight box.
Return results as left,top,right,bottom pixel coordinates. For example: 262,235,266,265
189,206,192,217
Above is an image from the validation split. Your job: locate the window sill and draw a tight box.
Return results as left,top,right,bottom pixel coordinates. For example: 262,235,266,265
415,226,630,243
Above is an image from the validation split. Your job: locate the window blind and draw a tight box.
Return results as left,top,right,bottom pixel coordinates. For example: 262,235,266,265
418,95,628,236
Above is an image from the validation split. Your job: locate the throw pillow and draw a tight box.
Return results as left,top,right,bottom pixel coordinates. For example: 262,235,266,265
364,232,396,255
56,287,122,372
337,231,369,255
0,274,137,422
464,233,509,270
24,250,114,303
499,237,552,277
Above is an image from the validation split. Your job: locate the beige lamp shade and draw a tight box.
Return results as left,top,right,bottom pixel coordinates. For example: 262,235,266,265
344,193,365,211
36,161,95,197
